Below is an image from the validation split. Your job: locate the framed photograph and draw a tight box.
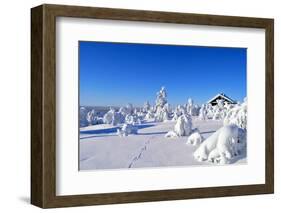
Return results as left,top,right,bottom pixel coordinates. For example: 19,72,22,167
31,4,274,208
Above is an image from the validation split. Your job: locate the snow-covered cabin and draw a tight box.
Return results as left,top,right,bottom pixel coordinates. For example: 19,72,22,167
207,93,236,106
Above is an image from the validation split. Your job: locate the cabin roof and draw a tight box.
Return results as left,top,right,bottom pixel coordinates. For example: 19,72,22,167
207,93,236,104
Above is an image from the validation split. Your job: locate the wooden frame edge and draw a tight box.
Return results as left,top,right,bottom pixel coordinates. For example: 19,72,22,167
31,4,274,208
31,5,44,208
265,19,274,194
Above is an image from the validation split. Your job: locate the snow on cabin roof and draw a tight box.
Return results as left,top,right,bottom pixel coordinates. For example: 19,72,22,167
207,93,236,104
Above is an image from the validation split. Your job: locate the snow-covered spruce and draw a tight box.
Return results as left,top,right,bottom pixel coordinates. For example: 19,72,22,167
186,98,200,116
142,101,151,113
79,107,88,127
193,124,246,164
155,86,167,109
185,98,192,115
86,109,94,124
198,104,207,120
86,109,103,125
144,109,155,120
165,114,192,138
186,130,204,146
202,99,235,121
155,103,170,122
117,123,138,137
155,86,171,122
193,104,200,116
103,108,125,126
205,103,214,119
224,98,247,129
103,108,115,124
112,112,125,126
125,114,142,125
172,105,186,121
118,106,129,116
103,103,142,126
126,103,134,115
211,99,227,120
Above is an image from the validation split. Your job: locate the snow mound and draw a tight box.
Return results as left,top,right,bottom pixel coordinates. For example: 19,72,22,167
165,130,179,138
165,114,192,138
117,124,138,137
186,131,204,146
193,124,246,164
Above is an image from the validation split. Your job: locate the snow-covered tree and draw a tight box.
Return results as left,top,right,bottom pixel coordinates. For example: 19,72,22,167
125,114,135,124
208,99,229,120
112,112,125,126
79,107,88,127
193,104,200,116
143,101,151,113
185,98,200,116
155,86,167,109
172,105,186,121
134,108,138,115
162,104,170,121
193,97,248,164
103,108,125,125
212,106,221,120
224,98,247,129
165,103,173,114
103,108,115,124
224,102,234,111
186,130,204,146
117,123,138,137
174,114,192,136
205,103,214,119
144,109,155,120
155,103,170,122
165,114,192,137
199,104,207,120
126,103,134,115
186,98,193,115
118,106,129,116
87,109,98,125
155,87,171,122
193,124,246,164
136,111,146,120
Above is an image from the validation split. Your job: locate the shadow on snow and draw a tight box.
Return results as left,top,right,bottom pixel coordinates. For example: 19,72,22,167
138,131,167,136
200,130,216,134
80,124,155,136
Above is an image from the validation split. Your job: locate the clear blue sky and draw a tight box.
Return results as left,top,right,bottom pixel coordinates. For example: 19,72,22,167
79,41,246,107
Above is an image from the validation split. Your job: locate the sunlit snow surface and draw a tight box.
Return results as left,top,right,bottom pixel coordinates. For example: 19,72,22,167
79,118,246,171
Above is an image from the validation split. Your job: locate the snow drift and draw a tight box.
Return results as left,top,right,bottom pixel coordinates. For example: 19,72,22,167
186,130,204,146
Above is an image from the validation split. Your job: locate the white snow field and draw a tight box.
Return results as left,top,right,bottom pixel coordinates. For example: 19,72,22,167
79,118,246,171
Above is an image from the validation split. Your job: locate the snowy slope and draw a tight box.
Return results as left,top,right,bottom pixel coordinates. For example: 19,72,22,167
79,118,245,171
